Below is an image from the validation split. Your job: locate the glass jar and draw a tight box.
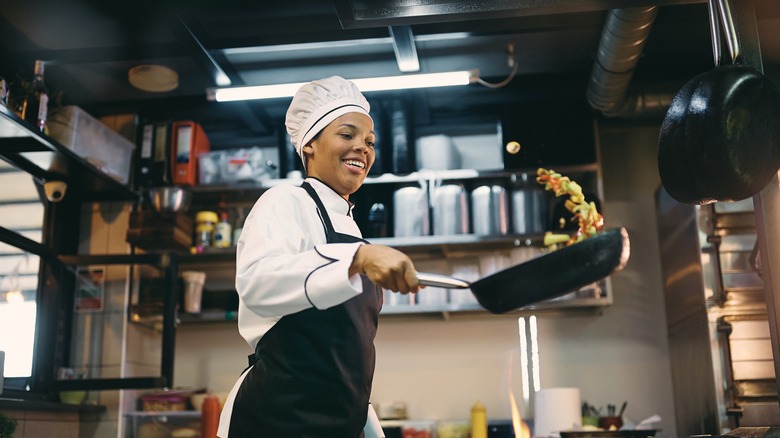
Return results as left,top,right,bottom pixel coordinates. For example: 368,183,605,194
195,211,218,250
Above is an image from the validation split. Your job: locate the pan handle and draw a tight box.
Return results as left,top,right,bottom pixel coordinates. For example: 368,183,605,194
417,272,471,289
707,0,722,65
715,0,741,63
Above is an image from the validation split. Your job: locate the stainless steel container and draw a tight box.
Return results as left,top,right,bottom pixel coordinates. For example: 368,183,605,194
416,134,460,170
393,186,430,237
471,184,509,236
432,183,469,236
511,174,547,234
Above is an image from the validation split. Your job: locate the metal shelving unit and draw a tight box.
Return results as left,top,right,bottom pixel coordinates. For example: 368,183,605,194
0,105,136,202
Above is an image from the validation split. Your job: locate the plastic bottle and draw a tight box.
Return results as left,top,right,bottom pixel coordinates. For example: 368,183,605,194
470,400,487,438
214,211,232,248
201,395,220,438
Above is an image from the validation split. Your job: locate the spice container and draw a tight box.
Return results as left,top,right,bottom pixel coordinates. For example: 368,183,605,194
195,211,218,250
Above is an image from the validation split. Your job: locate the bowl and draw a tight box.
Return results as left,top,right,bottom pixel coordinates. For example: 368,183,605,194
148,187,192,213
59,390,86,405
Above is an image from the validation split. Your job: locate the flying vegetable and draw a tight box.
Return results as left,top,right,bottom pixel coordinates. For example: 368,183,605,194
536,168,604,247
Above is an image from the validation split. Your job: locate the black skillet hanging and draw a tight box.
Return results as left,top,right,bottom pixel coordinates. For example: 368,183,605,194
658,0,780,205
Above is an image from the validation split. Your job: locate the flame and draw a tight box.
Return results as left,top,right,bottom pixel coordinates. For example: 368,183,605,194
509,388,531,438
5,290,24,304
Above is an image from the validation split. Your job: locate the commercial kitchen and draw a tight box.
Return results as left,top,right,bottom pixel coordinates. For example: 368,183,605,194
1,0,780,437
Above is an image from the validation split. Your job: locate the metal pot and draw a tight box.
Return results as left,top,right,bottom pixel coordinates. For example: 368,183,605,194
432,184,469,236
471,184,509,236
511,173,547,234
416,134,460,170
393,186,430,237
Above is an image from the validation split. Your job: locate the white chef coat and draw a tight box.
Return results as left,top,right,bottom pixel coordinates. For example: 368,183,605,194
218,177,384,438
233,177,366,348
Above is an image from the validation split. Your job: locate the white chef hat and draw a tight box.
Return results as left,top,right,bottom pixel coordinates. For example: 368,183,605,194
285,76,371,169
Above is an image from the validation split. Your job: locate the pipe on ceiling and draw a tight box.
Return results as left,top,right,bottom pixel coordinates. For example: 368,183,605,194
587,6,674,118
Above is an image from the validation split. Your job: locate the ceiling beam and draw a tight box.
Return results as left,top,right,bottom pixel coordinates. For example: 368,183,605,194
334,0,704,28
388,26,419,72
173,15,233,87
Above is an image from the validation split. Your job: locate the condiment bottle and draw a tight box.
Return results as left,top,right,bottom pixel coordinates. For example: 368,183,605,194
214,212,232,248
201,394,220,438
195,211,218,251
471,400,487,438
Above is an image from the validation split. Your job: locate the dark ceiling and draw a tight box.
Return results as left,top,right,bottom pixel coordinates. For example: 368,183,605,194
2,0,780,149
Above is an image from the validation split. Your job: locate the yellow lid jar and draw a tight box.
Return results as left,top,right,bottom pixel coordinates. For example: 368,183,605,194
195,211,218,249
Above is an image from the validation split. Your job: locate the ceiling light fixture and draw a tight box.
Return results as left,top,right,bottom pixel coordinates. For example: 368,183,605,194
128,64,179,93
207,70,478,102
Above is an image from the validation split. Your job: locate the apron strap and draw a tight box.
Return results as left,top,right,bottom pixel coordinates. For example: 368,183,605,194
301,181,338,238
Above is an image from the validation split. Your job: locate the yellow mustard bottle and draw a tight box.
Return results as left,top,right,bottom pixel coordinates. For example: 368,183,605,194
471,400,487,438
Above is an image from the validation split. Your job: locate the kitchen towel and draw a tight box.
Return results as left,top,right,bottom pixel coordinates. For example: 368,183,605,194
533,387,581,437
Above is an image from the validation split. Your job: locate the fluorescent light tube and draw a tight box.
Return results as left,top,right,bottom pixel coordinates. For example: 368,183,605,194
208,70,477,102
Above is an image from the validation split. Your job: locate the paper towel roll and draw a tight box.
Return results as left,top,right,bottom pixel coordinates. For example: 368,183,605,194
533,387,582,437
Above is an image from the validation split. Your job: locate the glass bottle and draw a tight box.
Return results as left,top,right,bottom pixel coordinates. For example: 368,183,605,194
367,202,387,238
22,60,49,132
232,207,246,246
0,74,8,108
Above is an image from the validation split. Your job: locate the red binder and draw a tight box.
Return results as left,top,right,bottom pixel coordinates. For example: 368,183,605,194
171,120,210,186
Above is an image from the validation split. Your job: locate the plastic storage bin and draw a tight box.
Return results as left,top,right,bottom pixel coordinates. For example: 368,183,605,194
127,411,201,438
198,146,278,185
47,105,136,185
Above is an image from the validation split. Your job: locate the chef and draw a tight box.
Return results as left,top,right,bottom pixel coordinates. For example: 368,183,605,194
217,76,422,438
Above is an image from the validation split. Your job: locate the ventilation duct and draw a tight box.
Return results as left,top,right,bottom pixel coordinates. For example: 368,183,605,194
587,6,675,118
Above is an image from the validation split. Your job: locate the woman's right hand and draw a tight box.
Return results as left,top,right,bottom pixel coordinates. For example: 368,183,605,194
350,244,421,294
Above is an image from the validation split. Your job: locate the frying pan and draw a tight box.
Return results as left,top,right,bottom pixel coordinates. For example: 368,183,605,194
658,0,780,204
416,227,630,314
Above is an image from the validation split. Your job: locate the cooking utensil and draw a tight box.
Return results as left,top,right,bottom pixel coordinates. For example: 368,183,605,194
658,0,780,204
417,227,630,313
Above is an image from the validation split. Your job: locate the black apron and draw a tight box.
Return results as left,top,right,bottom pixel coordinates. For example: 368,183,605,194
227,181,383,438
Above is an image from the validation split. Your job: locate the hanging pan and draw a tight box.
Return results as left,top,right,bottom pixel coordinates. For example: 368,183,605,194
417,227,630,314
658,0,780,204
